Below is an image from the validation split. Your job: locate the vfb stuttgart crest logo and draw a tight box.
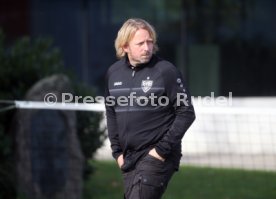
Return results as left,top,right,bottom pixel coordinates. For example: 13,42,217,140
141,79,153,93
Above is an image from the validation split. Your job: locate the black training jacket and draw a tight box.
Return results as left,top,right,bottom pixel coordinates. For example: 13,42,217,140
105,55,195,170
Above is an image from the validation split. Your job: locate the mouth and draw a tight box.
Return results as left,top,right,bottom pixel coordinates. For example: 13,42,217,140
142,54,151,58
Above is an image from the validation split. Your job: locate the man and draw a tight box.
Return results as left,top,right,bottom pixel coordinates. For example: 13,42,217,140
105,18,195,199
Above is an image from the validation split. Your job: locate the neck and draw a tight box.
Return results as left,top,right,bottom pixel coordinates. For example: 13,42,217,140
128,60,138,67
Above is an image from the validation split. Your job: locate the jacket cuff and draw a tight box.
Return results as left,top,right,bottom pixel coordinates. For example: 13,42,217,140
155,144,171,159
112,151,123,160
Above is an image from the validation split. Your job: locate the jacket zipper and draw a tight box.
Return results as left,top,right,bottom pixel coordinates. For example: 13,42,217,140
131,66,136,77
124,66,136,155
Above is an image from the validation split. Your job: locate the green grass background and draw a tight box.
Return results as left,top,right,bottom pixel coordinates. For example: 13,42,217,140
83,161,276,199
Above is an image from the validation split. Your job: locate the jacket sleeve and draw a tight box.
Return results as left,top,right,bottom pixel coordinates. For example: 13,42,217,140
105,73,123,160
155,63,196,159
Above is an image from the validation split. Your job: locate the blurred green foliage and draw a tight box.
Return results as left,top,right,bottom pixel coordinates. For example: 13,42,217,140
0,30,105,199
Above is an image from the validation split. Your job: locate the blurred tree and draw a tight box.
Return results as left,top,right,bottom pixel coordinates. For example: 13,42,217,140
0,30,105,199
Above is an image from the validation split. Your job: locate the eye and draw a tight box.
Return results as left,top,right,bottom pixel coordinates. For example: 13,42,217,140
137,42,144,46
147,40,153,45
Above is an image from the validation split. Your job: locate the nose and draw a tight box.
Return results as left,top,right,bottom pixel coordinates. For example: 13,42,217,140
143,42,150,51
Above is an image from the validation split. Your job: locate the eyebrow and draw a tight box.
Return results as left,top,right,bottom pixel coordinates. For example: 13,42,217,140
135,39,153,44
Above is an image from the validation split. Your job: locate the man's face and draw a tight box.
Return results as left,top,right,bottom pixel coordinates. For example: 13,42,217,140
124,29,154,66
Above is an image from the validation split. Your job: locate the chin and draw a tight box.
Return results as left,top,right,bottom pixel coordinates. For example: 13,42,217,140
140,60,150,64
141,57,151,63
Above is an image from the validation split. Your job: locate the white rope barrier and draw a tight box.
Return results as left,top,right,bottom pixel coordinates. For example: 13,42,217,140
1,100,276,115
0,100,105,112
195,106,276,115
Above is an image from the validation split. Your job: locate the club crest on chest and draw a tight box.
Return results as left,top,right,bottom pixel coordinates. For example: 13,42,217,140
141,77,153,93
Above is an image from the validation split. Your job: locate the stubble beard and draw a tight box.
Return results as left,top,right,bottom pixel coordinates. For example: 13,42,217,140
140,54,152,64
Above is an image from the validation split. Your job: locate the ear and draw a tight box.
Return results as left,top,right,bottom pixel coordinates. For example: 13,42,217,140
123,44,129,53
